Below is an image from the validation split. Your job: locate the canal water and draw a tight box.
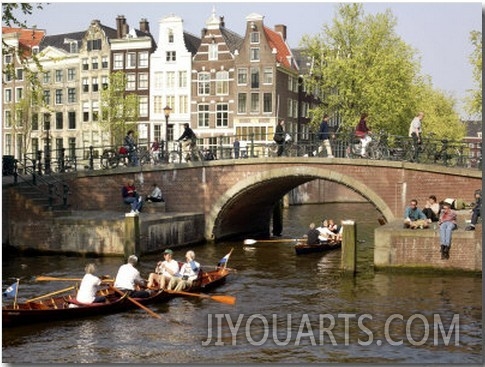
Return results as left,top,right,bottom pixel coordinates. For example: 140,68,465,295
2,203,482,364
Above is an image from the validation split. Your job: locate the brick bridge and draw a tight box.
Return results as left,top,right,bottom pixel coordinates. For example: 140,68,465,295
57,157,481,241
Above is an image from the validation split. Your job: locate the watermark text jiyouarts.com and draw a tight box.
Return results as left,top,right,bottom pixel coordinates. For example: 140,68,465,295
201,313,460,347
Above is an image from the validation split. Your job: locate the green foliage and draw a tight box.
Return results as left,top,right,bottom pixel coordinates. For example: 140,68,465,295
2,3,43,28
300,3,462,138
99,72,139,145
464,30,482,118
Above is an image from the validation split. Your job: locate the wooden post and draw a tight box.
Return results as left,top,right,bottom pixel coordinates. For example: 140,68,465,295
124,213,140,259
341,220,357,275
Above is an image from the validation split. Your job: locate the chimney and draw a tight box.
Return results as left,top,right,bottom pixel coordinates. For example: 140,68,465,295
274,24,287,41
219,16,225,28
139,18,149,33
201,28,207,38
116,15,124,38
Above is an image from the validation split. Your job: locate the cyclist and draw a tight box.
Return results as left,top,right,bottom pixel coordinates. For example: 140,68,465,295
123,130,139,166
177,123,197,160
355,113,371,157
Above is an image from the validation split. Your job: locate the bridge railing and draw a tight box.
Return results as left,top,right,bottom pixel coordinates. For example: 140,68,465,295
3,132,481,180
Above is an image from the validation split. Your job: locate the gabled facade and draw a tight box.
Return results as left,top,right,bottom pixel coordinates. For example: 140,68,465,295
190,10,243,146
2,27,45,159
110,16,156,146
150,14,200,147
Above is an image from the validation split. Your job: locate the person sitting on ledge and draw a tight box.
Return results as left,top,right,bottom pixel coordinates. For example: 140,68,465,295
146,183,164,203
403,199,429,229
422,195,440,223
465,189,481,231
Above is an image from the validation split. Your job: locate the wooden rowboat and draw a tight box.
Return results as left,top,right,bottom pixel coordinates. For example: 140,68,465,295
3,266,232,327
294,240,341,255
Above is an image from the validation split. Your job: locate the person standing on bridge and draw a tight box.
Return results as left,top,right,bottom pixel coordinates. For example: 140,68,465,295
439,202,457,260
408,111,424,162
355,113,371,157
318,114,334,158
273,119,286,157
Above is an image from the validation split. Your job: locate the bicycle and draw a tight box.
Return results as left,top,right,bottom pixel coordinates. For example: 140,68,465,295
268,133,301,157
100,146,151,169
168,141,204,163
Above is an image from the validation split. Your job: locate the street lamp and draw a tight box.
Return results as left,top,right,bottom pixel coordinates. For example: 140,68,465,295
163,105,172,158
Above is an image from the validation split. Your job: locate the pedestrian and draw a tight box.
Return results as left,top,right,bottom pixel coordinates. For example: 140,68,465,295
355,113,371,157
408,112,424,162
439,202,457,259
151,138,160,164
273,119,286,157
318,114,334,158
233,139,240,159
123,130,139,166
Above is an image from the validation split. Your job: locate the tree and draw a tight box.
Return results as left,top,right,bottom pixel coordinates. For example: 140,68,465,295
99,71,139,146
464,30,482,118
300,4,462,138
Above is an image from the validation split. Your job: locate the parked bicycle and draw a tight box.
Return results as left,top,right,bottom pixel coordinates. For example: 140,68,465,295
268,133,301,157
347,131,390,160
100,146,151,169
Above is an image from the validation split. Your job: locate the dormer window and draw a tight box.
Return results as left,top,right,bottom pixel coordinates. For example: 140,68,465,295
168,29,174,43
209,43,218,61
32,46,39,55
250,31,260,44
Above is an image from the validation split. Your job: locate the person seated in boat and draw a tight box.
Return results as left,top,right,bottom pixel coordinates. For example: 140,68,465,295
146,249,179,290
114,255,150,298
327,219,340,234
76,263,107,304
317,219,338,242
167,250,201,292
304,223,320,245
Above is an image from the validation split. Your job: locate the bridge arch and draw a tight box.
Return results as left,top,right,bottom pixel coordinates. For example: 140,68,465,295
206,165,395,240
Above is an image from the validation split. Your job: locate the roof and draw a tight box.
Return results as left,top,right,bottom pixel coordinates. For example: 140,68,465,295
183,31,201,55
263,26,298,71
2,27,45,56
38,31,85,52
220,27,244,54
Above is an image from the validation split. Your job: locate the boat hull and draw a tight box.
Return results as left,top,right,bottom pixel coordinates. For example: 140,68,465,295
294,241,341,255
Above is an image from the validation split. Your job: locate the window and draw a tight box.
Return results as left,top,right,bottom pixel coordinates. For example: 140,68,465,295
56,112,63,129
4,111,12,128
82,78,89,92
166,51,176,62
82,58,89,70
87,39,101,51
113,53,123,69
216,71,229,95
168,29,174,43
43,90,50,105
16,68,24,80
101,76,108,90
198,72,210,95
250,67,259,88
32,138,39,154
102,56,108,69
154,96,163,114
138,73,148,89
139,96,148,117
32,113,39,130
16,87,23,100
166,95,175,111
4,54,12,64
55,70,63,82
126,74,136,90
16,110,23,127
263,93,272,113
5,134,12,155
216,104,229,127
68,112,76,129
263,67,273,84
166,71,175,88
179,95,188,114
4,89,12,103
154,72,163,89
92,77,99,92
43,71,51,83
138,52,149,68
209,43,218,60
92,101,99,121
237,68,248,85
83,102,89,122
67,68,76,81
198,104,210,127
250,93,259,113
55,89,63,104
250,47,260,62
126,53,137,68
91,57,98,70
238,93,247,113
69,42,78,53
68,88,76,103
43,113,51,130
178,71,187,88
250,31,260,44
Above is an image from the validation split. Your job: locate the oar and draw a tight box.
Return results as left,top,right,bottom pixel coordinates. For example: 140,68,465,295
109,286,162,319
25,285,77,303
36,276,114,283
166,289,236,305
243,238,304,245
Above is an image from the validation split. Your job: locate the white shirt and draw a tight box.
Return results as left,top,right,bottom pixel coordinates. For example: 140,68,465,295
409,117,422,137
76,273,101,303
157,259,179,278
178,260,200,281
317,226,335,241
149,186,162,200
114,263,144,290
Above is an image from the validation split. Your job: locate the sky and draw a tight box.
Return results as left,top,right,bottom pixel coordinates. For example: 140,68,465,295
5,1,482,118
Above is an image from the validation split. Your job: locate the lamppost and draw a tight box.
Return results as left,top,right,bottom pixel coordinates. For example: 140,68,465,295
44,114,51,174
163,105,172,160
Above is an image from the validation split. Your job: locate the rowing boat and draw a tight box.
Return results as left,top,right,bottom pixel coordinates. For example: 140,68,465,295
294,240,341,255
3,265,232,327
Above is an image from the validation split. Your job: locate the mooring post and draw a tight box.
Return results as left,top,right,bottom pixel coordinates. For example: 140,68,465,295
341,220,357,275
124,213,140,260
